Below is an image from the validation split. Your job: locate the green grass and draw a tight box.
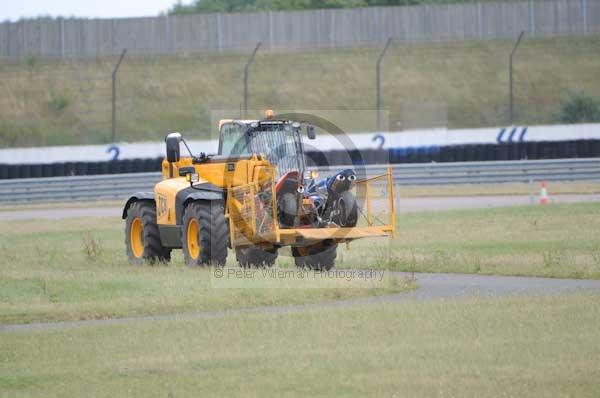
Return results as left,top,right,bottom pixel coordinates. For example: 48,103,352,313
1,203,599,396
0,217,410,325
1,202,599,325
339,202,600,279
1,294,599,397
1,36,600,146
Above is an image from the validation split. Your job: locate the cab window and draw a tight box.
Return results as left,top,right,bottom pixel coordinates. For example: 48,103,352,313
219,123,247,157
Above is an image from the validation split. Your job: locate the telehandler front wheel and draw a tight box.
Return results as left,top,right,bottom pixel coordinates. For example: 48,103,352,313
125,201,171,265
236,246,278,268
182,201,229,267
292,242,337,271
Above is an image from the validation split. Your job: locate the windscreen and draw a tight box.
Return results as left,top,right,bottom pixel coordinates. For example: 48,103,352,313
220,122,306,178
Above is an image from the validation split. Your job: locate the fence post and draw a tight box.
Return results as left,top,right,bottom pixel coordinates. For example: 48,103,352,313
376,37,392,132
268,11,274,49
21,20,26,60
582,0,588,35
509,31,524,125
39,20,44,57
243,41,261,118
111,48,127,143
216,13,223,52
528,0,535,37
4,22,9,58
477,2,483,40
111,19,116,55
59,18,65,58
164,15,171,54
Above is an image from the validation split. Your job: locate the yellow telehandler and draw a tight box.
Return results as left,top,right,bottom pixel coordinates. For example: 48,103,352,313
123,112,395,270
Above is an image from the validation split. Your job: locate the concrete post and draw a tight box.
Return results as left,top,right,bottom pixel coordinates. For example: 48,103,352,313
243,42,261,117
111,48,127,143
509,31,525,125
376,37,392,132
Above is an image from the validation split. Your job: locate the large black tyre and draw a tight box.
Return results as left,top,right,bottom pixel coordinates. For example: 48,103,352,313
125,201,171,265
182,201,229,266
292,242,337,271
333,191,358,227
236,246,278,268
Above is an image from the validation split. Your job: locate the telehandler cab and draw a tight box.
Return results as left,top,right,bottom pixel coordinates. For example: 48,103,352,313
123,112,396,270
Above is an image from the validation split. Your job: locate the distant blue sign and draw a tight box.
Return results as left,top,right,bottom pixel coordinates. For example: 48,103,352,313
106,144,120,160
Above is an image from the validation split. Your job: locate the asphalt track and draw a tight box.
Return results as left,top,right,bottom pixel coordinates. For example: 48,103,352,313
3,271,600,333
1,194,600,221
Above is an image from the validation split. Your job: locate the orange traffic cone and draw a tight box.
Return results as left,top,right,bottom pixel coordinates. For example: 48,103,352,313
539,181,549,205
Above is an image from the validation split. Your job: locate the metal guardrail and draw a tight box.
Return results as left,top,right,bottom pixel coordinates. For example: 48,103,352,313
1,158,599,204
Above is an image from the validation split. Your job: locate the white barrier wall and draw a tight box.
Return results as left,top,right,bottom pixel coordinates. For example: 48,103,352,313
1,123,600,165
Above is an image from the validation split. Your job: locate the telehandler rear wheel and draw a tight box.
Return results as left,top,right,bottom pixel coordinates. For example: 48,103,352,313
236,246,278,268
292,242,337,271
125,201,171,265
182,201,229,266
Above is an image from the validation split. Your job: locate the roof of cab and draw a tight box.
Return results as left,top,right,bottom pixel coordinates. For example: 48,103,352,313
218,119,289,129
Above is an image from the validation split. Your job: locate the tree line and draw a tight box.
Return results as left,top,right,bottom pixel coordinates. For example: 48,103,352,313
169,0,485,14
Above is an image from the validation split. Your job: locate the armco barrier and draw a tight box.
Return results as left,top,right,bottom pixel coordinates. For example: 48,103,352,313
1,158,599,204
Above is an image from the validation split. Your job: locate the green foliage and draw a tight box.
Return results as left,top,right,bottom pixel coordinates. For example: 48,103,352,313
169,0,453,14
558,92,600,124
47,89,70,112
25,54,37,71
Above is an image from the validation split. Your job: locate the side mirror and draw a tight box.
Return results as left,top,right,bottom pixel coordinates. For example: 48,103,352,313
165,132,182,163
306,125,316,140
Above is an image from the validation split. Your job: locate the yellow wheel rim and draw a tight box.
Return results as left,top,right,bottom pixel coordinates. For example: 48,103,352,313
187,218,201,259
130,217,144,258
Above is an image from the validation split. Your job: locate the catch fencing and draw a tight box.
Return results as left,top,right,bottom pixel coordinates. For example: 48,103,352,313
1,158,599,203
0,0,599,59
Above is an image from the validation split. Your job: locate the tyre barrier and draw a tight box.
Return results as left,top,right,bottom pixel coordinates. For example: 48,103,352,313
2,140,600,179
308,140,600,167
0,157,164,179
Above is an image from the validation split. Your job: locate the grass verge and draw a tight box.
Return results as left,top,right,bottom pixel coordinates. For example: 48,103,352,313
396,181,600,198
0,216,410,325
338,202,600,278
1,202,599,324
1,294,599,397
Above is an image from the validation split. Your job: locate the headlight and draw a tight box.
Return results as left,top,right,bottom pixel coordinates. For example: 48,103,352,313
186,173,199,183
305,170,319,180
